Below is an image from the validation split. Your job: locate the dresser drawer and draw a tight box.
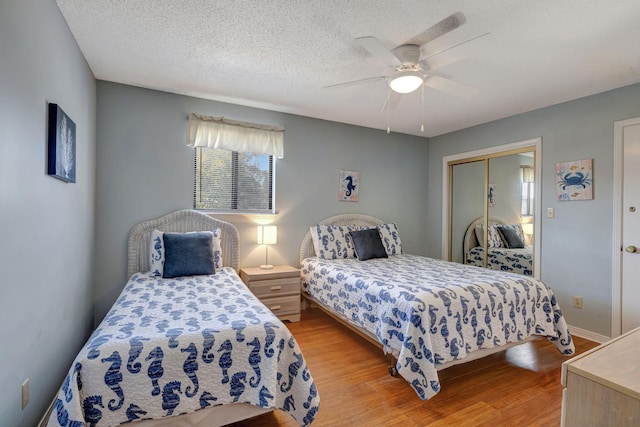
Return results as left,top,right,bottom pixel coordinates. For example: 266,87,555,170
249,277,300,298
239,265,301,322
260,294,300,316
561,326,640,427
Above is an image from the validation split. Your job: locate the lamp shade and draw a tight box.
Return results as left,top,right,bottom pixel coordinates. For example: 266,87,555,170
257,225,278,245
522,223,534,235
389,71,423,94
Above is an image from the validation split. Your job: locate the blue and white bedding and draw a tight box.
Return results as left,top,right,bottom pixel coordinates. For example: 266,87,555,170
47,268,319,427
465,246,533,276
301,254,574,400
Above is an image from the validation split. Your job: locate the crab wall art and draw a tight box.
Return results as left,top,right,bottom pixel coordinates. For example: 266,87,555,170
555,159,593,201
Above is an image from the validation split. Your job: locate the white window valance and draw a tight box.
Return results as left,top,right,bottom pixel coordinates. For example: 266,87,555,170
521,165,534,183
186,113,284,159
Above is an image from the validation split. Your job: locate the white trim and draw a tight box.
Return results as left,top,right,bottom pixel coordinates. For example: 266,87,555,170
567,324,610,344
37,396,56,427
611,117,640,338
441,137,542,279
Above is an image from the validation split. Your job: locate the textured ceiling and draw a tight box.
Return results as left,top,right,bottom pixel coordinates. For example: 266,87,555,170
55,0,640,137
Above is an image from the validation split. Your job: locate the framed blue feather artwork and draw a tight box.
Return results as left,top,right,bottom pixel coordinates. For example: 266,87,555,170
339,169,359,202
48,103,76,183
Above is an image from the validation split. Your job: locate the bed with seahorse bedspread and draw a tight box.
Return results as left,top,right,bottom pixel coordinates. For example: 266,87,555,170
300,214,574,401
46,210,318,427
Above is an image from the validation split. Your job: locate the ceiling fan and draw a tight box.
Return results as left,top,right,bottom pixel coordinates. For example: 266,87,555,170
327,12,496,103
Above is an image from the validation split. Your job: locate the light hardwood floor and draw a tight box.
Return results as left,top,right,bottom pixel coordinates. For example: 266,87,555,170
230,309,598,427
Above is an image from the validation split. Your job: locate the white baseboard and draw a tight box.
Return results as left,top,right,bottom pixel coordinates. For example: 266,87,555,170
37,396,55,427
567,324,610,344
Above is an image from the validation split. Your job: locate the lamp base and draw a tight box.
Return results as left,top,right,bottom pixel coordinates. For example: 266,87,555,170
260,264,274,270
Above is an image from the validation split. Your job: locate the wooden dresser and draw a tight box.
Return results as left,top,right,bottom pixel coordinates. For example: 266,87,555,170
561,326,640,426
239,265,301,322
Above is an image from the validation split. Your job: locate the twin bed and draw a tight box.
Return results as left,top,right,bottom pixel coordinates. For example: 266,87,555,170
47,210,573,426
299,213,574,401
47,210,319,427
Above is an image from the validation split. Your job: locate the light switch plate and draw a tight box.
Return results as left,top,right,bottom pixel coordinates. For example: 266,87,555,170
546,207,554,218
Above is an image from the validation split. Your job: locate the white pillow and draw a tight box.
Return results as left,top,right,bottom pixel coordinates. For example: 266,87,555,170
149,229,223,276
474,224,504,248
309,224,360,259
377,223,403,255
150,229,165,276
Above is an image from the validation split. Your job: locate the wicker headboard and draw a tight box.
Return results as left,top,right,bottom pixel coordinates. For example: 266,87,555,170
299,213,385,265
127,209,240,278
462,216,508,262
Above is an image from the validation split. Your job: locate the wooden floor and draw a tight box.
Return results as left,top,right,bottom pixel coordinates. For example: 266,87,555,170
230,309,598,427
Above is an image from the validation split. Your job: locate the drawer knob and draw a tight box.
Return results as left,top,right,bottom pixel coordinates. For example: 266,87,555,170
270,285,282,291
270,305,281,311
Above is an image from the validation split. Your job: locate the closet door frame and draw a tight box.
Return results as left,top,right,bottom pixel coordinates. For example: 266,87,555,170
441,137,542,279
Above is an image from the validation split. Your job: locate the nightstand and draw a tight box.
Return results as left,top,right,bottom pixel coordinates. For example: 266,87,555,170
239,265,301,322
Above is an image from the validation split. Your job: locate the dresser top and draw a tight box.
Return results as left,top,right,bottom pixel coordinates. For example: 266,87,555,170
240,265,299,280
563,327,640,399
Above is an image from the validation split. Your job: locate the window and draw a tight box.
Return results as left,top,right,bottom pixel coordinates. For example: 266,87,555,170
521,165,534,216
194,148,274,213
521,181,535,216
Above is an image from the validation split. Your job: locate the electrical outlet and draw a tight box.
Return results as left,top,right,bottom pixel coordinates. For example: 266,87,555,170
21,378,29,409
573,296,583,309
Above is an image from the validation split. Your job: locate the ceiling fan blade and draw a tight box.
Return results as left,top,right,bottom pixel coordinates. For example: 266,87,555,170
420,33,498,70
405,12,466,47
324,75,386,89
380,91,402,112
356,36,401,68
423,75,478,98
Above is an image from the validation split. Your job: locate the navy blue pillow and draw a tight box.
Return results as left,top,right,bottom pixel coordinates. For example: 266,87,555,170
349,228,388,261
162,232,215,278
497,225,525,249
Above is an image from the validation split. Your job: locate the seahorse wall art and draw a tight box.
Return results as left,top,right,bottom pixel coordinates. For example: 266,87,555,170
339,169,360,201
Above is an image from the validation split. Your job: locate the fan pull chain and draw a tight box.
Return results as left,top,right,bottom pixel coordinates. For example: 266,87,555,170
386,89,391,134
420,83,425,133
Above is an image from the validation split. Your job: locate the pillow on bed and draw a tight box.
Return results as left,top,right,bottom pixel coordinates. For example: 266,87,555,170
497,224,526,248
474,224,504,248
150,229,223,276
376,223,403,255
310,224,360,259
150,229,165,276
349,228,388,261
162,232,215,278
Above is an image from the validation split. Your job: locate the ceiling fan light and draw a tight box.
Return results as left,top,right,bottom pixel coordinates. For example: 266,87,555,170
389,73,423,94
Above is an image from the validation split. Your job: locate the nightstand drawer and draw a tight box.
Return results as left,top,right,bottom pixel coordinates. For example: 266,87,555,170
249,277,300,298
261,295,300,315
239,265,301,322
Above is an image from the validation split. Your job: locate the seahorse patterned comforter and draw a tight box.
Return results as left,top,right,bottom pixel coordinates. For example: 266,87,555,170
47,269,319,427
301,254,574,400
465,246,533,276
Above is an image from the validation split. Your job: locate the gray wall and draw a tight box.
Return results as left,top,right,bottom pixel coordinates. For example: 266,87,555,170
0,1,96,426
427,83,640,337
94,81,430,323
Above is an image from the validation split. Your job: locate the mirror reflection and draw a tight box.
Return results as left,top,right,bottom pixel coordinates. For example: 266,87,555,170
450,160,484,264
450,150,535,276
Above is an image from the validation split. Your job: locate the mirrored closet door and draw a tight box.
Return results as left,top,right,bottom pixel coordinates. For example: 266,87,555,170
444,139,540,278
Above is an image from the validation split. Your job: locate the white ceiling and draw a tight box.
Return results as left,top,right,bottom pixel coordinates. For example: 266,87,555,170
55,0,640,138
